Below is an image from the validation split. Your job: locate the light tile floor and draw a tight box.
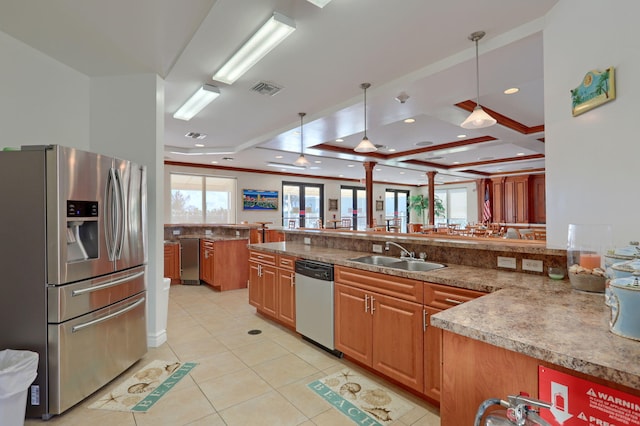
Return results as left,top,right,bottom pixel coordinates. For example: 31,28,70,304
26,285,440,426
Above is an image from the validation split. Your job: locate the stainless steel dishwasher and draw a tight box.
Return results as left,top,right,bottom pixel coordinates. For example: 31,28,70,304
180,238,200,285
295,260,342,357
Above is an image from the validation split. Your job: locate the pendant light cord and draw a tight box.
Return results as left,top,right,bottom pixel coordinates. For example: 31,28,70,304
363,85,368,139
474,38,480,108
299,112,306,155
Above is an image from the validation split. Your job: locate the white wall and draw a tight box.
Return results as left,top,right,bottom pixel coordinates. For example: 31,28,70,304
544,0,640,248
90,74,165,347
0,30,90,149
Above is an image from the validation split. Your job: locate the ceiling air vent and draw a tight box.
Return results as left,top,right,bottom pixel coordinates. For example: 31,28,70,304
250,81,283,96
185,132,207,140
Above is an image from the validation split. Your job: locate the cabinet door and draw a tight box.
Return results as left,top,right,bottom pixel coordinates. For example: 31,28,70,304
163,244,180,282
504,179,516,223
248,261,262,308
334,283,373,366
277,269,296,328
372,293,424,392
530,174,546,224
514,178,528,223
261,264,278,318
424,306,442,401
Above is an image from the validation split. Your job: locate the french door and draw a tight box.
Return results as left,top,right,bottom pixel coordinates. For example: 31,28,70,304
282,182,323,228
385,189,409,232
340,186,366,230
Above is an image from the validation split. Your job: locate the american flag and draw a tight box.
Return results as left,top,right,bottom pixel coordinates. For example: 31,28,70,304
482,184,492,223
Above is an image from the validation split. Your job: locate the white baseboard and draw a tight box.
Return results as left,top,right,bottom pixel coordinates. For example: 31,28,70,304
147,329,167,347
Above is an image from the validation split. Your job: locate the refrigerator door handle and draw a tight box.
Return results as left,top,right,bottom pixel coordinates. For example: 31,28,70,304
105,167,117,260
71,296,145,333
113,168,124,259
71,270,145,296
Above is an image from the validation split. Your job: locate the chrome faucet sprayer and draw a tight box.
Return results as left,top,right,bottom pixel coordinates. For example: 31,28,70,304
385,241,415,259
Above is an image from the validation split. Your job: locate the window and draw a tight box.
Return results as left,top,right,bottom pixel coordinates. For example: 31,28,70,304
170,173,236,223
435,187,467,226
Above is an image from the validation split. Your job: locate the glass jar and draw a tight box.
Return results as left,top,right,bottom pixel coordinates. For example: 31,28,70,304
567,224,612,293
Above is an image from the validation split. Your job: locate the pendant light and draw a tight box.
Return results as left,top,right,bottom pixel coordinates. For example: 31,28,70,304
460,31,497,129
354,83,377,153
293,112,311,167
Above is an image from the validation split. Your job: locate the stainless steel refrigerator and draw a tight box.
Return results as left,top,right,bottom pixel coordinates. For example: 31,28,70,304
0,145,148,419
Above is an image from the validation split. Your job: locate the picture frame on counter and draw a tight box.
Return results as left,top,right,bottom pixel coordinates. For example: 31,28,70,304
242,189,278,210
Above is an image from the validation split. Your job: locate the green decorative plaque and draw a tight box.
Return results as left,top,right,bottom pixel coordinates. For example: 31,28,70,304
571,66,615,116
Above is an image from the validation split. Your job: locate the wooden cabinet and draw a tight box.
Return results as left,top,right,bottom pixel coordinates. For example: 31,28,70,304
277,255,296,328
199,240,215,285
334,266,424,392
163,243,180,283
248,250,297,329
201,239,249,291
491,173,545,224
423,282,485,403
530,174,546,224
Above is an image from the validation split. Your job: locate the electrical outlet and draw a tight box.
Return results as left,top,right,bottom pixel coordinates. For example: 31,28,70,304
497,256,516,269
205,229,212,235
172,230,181,235
304,237,311,245
372,244,383,253
235,230,240,237
523,259,543,272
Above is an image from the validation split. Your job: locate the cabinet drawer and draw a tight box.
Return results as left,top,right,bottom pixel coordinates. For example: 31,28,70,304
335,266,423,303
277,254,296,271
424,282,485,310
249,250,276,266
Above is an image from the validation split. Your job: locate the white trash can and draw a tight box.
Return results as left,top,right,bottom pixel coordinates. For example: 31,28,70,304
0,350,38,426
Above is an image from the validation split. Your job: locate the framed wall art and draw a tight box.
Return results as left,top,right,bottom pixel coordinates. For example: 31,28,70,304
376,200,384,211
242,189,278,210
328,198,338,211
571,66,615,116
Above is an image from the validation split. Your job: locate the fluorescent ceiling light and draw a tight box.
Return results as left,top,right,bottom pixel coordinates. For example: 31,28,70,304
212,12,296,85
266,161,306,170
306,0,333,7
173,84,220,121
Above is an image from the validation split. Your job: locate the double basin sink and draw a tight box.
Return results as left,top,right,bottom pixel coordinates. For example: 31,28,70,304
348,255,446,272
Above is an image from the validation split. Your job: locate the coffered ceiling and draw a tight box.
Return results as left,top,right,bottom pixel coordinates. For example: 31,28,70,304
0,0,558,185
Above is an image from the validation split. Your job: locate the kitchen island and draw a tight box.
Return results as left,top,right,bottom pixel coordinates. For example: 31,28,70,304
249,240,640,425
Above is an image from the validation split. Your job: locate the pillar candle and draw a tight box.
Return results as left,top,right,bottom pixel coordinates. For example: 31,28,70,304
579,253,601,269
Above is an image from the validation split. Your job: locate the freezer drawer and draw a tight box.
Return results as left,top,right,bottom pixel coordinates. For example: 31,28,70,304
47,292,147,415
48,266,146,323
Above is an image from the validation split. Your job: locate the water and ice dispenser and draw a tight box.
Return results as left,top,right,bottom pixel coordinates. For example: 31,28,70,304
66,201,99,262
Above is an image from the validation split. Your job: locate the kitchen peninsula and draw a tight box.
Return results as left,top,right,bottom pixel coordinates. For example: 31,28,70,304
249,229,640,426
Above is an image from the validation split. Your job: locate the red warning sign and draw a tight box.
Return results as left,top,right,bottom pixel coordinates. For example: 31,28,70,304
539,366,640,425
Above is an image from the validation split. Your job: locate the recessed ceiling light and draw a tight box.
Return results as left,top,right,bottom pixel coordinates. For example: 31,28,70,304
222,157,234,161
403,118,416,124
335,138,344,142
275,155,283,159
375,168,381,172
400,171,405,175
453,161,460,165
428,156,444,160
339,174,344,177
478,156,494,161
185,131,208,140
415,141,433,146
516,152,525,156
211,161,218,164
388,148,396,152
314,160,322,164
347,164,355,168
504,87,519,95
195,143,205,147
457,134,466,138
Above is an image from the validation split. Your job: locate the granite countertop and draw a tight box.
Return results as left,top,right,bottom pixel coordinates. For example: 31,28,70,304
164,235,248,243
248,241,640,391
